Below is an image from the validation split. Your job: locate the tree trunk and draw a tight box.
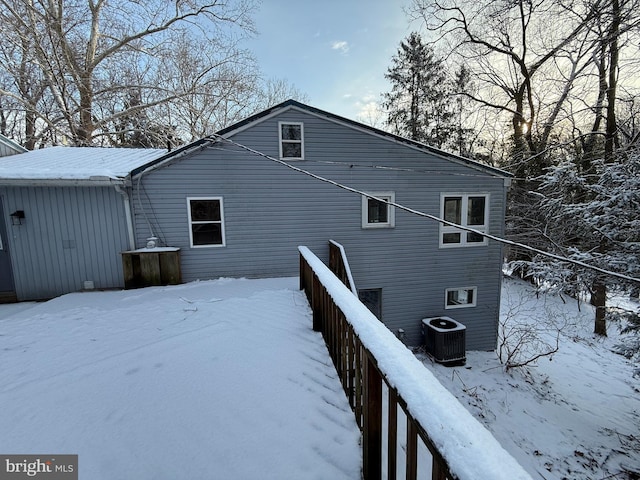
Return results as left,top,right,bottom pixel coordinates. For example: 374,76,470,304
591,280,607,336
605,0,620,164
24,109,36,150
77,74,93,145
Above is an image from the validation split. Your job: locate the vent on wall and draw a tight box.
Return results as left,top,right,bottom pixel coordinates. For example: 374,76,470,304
421,316,466,366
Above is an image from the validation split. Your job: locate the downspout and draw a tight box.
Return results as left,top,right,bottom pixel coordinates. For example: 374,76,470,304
114,184,136,251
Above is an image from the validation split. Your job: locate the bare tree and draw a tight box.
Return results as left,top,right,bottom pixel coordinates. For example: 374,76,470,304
0,0,258,147
410,0,640,336
409,0,604,173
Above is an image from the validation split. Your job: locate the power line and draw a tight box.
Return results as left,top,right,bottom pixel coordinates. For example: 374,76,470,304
209,143,505,179
208,134,640,285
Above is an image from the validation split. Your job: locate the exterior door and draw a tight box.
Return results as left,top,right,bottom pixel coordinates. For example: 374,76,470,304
0,197,16,301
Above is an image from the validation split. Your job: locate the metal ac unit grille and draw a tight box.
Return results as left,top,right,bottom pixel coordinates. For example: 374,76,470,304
422,317,466,365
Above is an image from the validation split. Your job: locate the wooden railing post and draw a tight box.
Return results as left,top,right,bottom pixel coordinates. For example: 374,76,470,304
363,353,382,480
312,273,322,332
432,456,448,480
407,418,418,480
388,388,398,480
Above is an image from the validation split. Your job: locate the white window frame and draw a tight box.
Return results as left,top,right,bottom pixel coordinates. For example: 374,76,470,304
278,122,304,160
187,197,226,248
445,287,477,309
439,193,489,247
362,192,395,229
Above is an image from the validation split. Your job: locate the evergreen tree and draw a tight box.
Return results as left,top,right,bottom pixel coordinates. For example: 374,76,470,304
451,65,477,158
382,32,453,149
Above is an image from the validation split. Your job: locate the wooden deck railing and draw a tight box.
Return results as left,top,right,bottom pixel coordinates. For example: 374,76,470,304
299,245,532,480
328,240,357,294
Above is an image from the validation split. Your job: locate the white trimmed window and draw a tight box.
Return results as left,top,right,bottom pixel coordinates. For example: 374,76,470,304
440,193,489,247
187,197,225,247
362,192,395,229
279,122,304,159
445,287,477,309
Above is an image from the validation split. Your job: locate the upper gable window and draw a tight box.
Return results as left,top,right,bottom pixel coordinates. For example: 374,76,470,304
279,122,304,159
362,192,395,229
187,197,225,248
440,193,488,247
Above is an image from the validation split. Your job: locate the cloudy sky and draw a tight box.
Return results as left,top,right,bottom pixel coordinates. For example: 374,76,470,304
247,0,414,122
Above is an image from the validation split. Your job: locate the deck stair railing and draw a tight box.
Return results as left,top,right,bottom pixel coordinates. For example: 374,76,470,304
328,240,357,294
298,245,532,480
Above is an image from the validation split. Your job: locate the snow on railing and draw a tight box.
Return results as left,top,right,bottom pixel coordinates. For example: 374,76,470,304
328,240,357,295
299,245,532,480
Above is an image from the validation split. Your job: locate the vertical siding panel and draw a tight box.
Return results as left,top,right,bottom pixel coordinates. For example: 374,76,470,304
3,185,129,300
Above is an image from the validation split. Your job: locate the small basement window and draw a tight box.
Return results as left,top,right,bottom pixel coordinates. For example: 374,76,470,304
187,197,225,247
279,122,304,159
445,287,477,309
362,192,395,229
358,288,382,320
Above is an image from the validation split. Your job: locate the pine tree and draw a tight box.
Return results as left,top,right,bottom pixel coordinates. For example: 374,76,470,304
382,32,453,148
451,65,477,158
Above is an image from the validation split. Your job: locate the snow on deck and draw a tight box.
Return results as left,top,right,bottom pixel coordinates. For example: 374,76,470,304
0,278,362,479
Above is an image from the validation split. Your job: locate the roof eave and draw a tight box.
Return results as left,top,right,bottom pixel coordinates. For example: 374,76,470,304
0,135,27,154
0,177,126,187
130,138,215,178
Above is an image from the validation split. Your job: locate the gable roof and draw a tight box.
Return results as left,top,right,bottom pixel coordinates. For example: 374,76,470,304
0,134,27,157
0,146,166,186
133,100,512,179
217,99,512,179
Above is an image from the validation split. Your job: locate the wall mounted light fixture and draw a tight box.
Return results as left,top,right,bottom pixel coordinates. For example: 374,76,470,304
10,210,25,225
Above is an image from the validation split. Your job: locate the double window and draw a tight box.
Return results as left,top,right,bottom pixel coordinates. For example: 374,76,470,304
279,122,304,159
187,197,225,247
362,192,395,229
445,287,477,309
440,193,489,247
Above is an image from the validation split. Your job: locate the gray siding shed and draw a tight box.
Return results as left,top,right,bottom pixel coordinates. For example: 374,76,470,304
131,102,510,349
0,146,165,301
0,185,131,300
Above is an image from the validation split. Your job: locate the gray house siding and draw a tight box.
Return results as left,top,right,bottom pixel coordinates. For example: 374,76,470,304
0,185,130,300
132,107,508,350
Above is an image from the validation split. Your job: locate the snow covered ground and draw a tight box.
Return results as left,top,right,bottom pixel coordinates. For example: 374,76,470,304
1,275,638,479
420,277,640,480
0,277,361,479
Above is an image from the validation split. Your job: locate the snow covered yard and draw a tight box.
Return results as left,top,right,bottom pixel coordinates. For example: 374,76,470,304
0,277,361,479
3,274,638,480
420,277,640,480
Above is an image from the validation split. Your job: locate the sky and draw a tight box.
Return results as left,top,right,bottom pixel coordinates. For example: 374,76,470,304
246,0,414,122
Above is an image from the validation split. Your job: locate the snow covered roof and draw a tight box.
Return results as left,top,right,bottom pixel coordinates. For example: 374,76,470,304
0,146,166,186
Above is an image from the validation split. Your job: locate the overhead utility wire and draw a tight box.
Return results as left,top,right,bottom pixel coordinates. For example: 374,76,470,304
209,144,506,179
209,134,640,284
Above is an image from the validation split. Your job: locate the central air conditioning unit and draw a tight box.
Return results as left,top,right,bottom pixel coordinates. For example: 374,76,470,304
421,316,466,366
